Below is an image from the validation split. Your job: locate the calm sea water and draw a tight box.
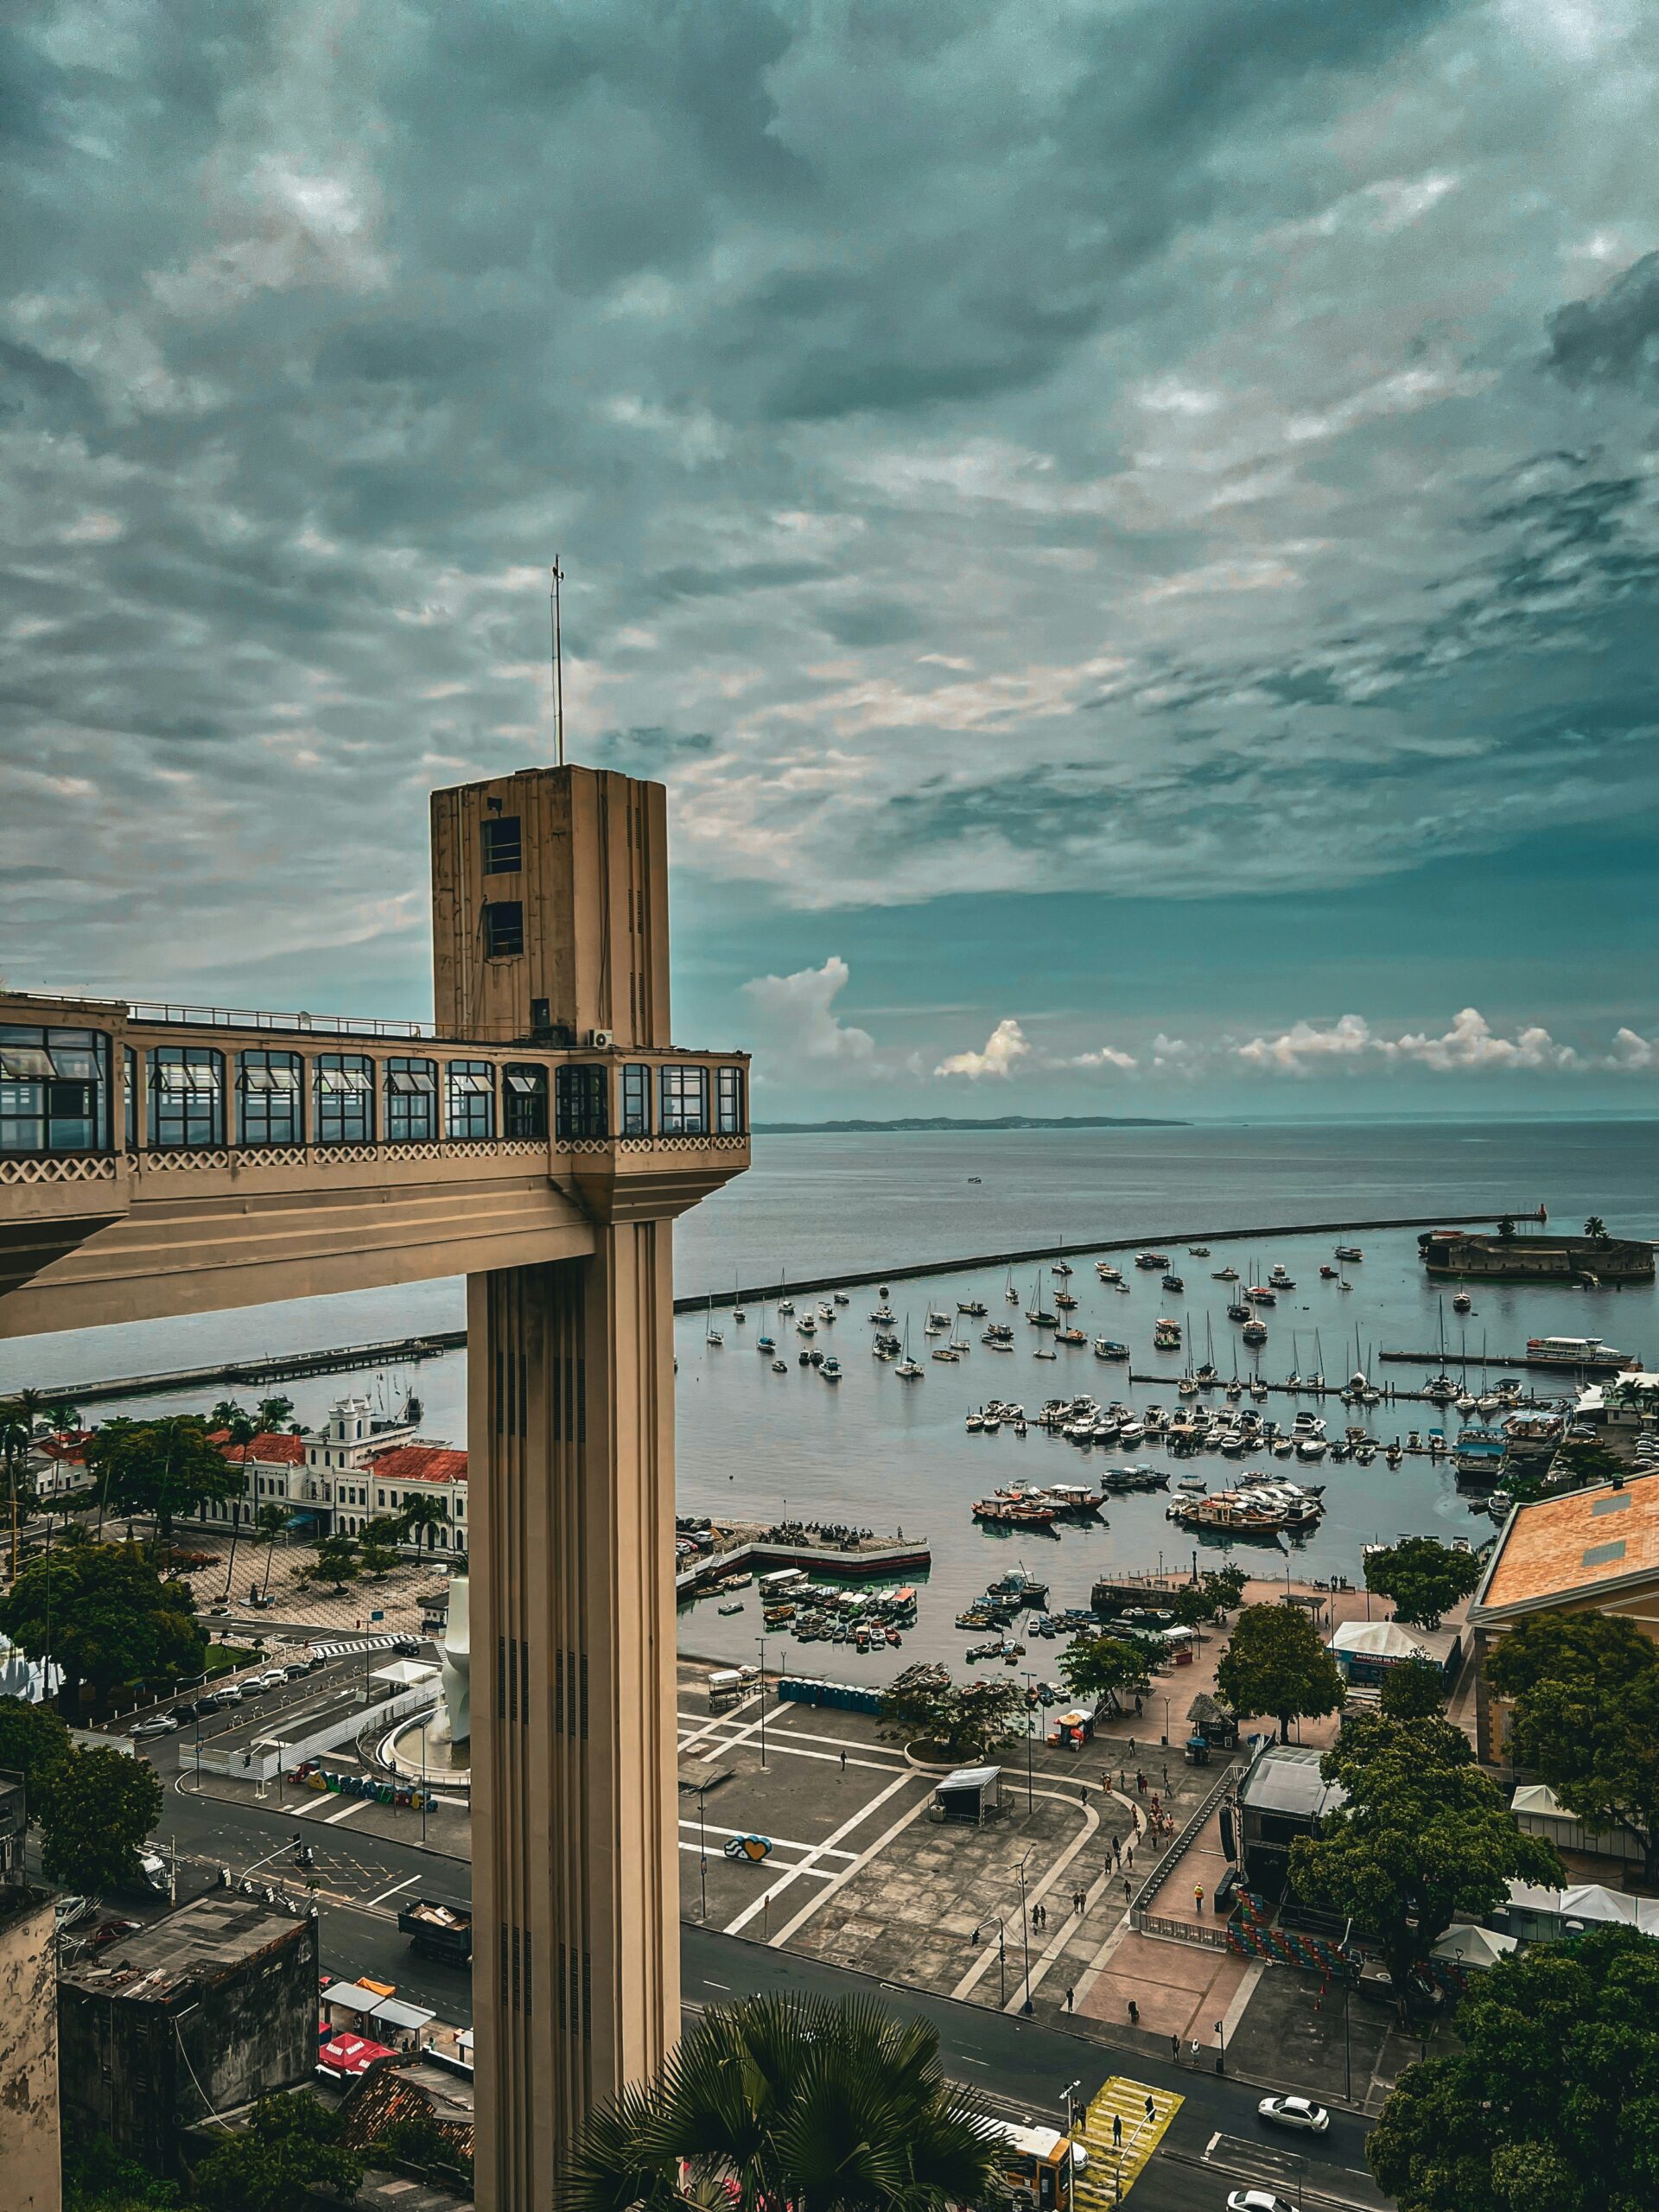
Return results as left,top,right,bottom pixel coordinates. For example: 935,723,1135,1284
5,1120,1654,1681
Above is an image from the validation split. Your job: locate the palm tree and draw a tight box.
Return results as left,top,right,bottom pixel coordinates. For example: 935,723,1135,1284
255,1502,289,1600
1585,1216,1609,1242
257,1395,296,1433
0,1395,36,1581
397,1491,449,1555
556,1994,997,2212
219,1408,260,1598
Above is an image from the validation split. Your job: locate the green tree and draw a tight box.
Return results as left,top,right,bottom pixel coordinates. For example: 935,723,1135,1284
397,1491,449,1554
255,1502,289,1599
556,1993,995,2212
311,1534,359,1591
190,2090,363,2212
1363,1537,1483,1630
1215,1603,1344,1742
64,2132,182,2211
1548,1439,1628,1491
1484,1609,1655,1701
1367,1925,1659,2212
1505,1662,1659,1883
1059,1633,1152,1712
0,1537,206,1712
0,1693,72,1802
1584,1215,1608,1242
1291,1717,1561,2009
255,1395,296,1433
1378,1657,1446,1722
1497,1215,1517,1242
94,1416,242,1546
38,1743,162,1895
216,1407,259,1599
359,1517,402,1579
878,1674,1024,1763
0,1393,41,1573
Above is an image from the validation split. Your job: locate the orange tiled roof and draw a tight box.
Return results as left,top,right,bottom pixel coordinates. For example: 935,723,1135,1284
366,1445,467,1486
221,1432,308,1466
1476,1472,1659,1615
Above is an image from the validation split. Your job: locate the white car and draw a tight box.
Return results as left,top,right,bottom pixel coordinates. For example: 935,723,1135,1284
1257,2094,1330,2134
129,1713,180,1738
1227,2193,1296,2212
256,1669,289,1690
54,1894,92,1931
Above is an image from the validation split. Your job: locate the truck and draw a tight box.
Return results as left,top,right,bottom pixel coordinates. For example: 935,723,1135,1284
397,1897,474,1964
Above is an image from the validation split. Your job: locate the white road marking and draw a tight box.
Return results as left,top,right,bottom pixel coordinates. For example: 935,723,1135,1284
722,1770,923,1939
680,1818,855,1859
766,1777,940,1948
363,1874,420,1910
678,1840,833,1878
322,1796,372,1824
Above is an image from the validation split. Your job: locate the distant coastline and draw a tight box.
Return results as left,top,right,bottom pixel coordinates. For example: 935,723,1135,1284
752,1114,1188,1133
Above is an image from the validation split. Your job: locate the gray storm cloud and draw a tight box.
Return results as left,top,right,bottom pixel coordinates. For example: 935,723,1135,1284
1,0,1657,1007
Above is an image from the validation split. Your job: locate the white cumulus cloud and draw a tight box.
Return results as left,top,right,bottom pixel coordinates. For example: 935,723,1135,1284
936,1018,1032,1080
1236,1014,1374,1071
1069,1044,1139,1070
1609,1027,1658,1070
1382,1007,1577,1071
741,956,874,1065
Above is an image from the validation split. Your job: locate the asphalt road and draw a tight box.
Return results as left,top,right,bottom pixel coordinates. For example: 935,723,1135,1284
142,1776,1384,2209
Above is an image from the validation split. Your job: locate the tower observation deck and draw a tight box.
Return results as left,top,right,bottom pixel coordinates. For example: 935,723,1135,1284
0,764,749,2209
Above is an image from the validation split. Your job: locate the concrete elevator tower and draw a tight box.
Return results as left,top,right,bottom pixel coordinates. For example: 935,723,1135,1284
0,763,749,2212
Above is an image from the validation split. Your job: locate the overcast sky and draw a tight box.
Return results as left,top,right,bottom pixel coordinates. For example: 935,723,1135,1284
3,0,1657,1116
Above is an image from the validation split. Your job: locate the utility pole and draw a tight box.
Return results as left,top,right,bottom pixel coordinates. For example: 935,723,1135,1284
696,1784,710,1922
1024,1669,1037,1810
756,1635,768,1770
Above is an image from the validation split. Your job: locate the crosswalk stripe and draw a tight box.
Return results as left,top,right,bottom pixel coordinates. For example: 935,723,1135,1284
1073,2076,1183,2203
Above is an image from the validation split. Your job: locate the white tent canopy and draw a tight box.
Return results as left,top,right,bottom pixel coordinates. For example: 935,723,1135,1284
1434,1923,1519,1967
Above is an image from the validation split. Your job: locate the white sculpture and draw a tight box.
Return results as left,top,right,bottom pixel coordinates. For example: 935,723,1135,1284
436,1570,471,1747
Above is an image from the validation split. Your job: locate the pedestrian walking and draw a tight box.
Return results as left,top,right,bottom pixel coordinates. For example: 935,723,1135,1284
839,1748,847,1775
1124,1877,1132,1902
1170,2035,1179,2064
1065,1985,1074,2012
1112,2113,1122,2147
1080,1783,1090,1806
1127,1999,1139,2025
1193,1885,1205,1914
1137,1770,1147,1794
1162,1763,1170,1790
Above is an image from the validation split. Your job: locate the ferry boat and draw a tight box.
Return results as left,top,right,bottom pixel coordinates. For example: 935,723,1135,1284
1135,1250,1169,1270
1093,1338,1129,1361
1526,1335,1636,1371
1241,1316,1268,1347
1334,1245,1363,1263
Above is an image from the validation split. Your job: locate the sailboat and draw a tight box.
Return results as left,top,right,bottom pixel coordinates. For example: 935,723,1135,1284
733,1271,746,1325
1309,1331,1327,1394
705,1294,723,1349
1026,1271,1058,1329
895,1321,924,1380
1424,1302,1457,1402
1285,1332,1301,1391
1004,1267,1020,1306
777,1270,794,1317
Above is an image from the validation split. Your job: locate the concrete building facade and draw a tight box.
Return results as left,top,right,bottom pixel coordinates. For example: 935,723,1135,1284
0,1778,60,2212
0,763,748,2209
58,1895,316,2175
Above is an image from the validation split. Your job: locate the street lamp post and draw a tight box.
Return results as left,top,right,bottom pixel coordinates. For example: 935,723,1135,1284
1016,1847,1035,2015
1023,1669,1038,1811
1160,1695,1171,1747
972,1917,1007,2007
1214,2014,1226,2075
696,1783,711,1923
756,1635,768,1770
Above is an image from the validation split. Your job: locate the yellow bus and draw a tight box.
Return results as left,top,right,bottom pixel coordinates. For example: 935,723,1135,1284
982,2120,1075,2212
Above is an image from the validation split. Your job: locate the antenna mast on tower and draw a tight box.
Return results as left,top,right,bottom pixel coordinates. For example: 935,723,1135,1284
550,557,566,766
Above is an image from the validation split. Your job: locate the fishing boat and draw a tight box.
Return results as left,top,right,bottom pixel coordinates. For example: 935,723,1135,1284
1334,1244,1363,1263
1213,1266,1240,1281
1054,1287,1079,1311
1452,1290,1472,1314
1188,1246,1211,1257
1241,1315,1268,1347
973,1495,1058,1528
1096,1262,1123,1283
869,1303,895,1324
1093,1337,1129,1361
1154,1317,1182,1350
1056,1324,1087,1346
958,1300,988,1317
1227,1294,1251,1323
1135,1250,1168,1270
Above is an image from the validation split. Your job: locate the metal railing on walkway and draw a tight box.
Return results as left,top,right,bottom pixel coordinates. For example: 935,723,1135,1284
1128,1756,1241,1936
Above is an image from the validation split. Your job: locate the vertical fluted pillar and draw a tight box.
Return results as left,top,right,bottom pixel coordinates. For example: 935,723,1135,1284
471,1219,679,2211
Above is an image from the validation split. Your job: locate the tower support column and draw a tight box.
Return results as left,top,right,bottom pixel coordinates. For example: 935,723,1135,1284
469,1222,680,2212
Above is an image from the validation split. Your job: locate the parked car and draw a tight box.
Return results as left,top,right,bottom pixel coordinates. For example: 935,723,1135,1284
129,1713,180,1739
283,1662,311,1680
1257,2095,1329,2134
1227,2195,1296,2212
210,1685,243,1706
255,1669,289,1690
392,1638,423,1659
54,1895,92,1931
